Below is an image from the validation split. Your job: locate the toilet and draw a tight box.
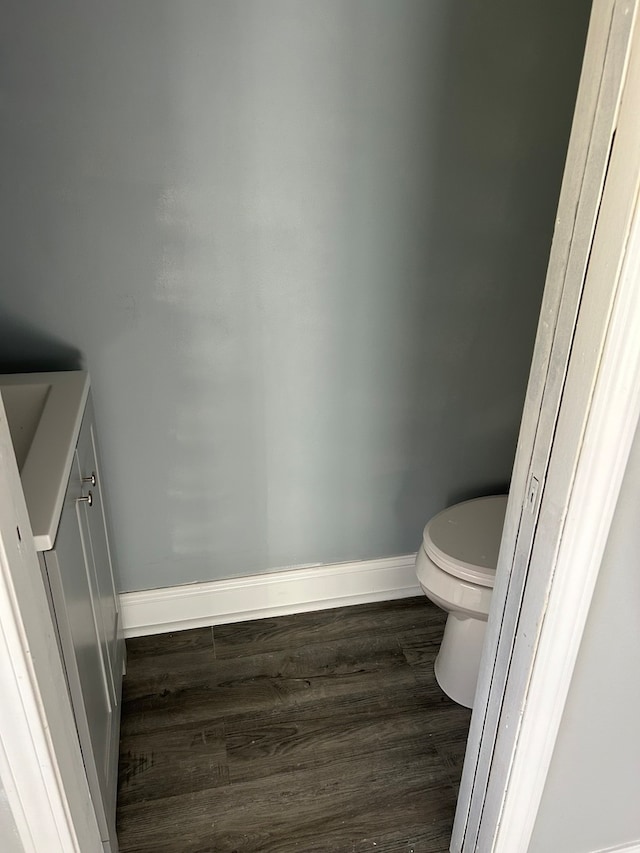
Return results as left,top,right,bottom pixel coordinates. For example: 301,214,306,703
415,494,508,709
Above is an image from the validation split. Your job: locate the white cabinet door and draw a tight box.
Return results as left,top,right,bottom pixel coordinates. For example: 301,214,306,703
43,398,123,852
44,452,115,842
76,397,121,710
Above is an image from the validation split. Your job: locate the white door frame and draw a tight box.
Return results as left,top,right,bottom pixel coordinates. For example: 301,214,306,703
454,0,640,850
0,393,102,852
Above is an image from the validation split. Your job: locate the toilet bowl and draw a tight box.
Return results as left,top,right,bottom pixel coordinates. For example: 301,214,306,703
415,494,508,708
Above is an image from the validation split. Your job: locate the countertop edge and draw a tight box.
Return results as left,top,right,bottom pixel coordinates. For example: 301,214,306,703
8,371,90,552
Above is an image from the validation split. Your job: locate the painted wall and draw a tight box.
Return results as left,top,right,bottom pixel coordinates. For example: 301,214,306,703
529,421,640,852
0,2,589,591
0,778,24,853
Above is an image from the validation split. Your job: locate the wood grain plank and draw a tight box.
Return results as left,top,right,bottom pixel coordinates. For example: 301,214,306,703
117,743,455,853
118,720,228,807
121,634,417,736
224,683,468,785
116,599,470,853
125,627,214,660
397,619,448,664
433,728,472,795
211,597,437,659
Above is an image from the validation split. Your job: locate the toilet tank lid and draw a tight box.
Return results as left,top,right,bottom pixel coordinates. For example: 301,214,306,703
423,495,508,583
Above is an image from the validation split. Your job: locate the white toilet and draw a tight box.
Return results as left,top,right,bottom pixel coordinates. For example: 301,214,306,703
415,494,508,709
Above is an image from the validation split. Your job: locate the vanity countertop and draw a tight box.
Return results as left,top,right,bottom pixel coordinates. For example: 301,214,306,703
0,371,90,550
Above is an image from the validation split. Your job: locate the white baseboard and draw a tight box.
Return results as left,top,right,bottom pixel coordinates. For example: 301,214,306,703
595,844,640,853
120,553,421,638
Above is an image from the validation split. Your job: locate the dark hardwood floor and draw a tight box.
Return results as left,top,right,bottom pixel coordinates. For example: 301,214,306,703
116,596,471,853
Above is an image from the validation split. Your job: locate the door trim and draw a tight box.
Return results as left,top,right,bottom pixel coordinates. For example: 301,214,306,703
454,1,640,849
491,56,640,847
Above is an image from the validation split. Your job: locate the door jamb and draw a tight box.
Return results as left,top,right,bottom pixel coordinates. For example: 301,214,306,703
453,1,640,849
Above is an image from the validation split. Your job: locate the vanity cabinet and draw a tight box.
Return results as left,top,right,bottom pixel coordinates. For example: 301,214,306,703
39,396,124,853
40,395,124,852
1,371,124,852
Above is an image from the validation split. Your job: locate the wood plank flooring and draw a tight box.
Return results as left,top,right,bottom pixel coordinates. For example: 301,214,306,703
116,597,471,853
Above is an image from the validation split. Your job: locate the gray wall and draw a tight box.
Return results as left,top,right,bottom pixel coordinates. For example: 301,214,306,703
0,778,24,853
528,420,640,853
0,2,589,592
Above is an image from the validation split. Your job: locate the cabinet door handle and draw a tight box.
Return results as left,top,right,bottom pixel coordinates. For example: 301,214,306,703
78,491,93,507
82,472,97,487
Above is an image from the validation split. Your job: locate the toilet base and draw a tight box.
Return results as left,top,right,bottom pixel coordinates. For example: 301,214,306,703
434,611,487,709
